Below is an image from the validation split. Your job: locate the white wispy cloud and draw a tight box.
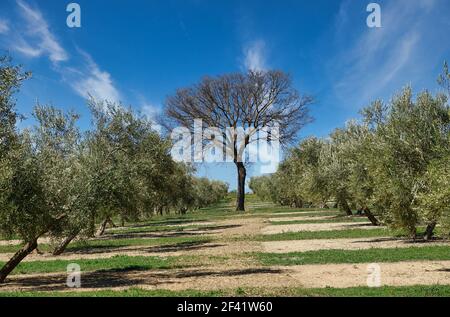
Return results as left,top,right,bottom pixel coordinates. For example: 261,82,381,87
14,0,68,63
1,1,121,103
329,0,444,108
67,50,121,103
0,19,9,34
141,103,160,121
243,40,267,72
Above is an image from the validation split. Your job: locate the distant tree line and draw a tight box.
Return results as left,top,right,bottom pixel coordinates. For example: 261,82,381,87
0,56,228,282
251,63,450,241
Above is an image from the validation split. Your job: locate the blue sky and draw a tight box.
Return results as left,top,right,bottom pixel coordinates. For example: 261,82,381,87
1,0,449,189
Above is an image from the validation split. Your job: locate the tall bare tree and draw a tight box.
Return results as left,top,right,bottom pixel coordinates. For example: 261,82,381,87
163,70,313,211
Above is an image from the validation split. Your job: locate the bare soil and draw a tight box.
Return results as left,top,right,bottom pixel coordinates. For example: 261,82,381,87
1,205,449,293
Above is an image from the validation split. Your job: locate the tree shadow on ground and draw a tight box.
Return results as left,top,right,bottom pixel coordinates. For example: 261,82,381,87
103,224,240,237
1,268,164,291
436,268,450,272
143,241,223,253
98,231,202,241
342,223,377,228
169,268,284,278
1,267,285,292
66,240,218,255
124,219,208,229
352,238,402,244
194,225,242,232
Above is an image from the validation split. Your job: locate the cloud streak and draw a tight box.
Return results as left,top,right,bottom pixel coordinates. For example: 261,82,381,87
0,19,9,34
2,1,121,103
68,50,121,103
329,0,444,109
14,0,68,63
243,40,267,72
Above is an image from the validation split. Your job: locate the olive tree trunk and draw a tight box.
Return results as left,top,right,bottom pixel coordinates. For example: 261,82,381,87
339,199,353,216
0,239,38,283
363,207,380,226
96,218,110,237
107,218,117,228
235,162,246,212
52,231,79,256
424,222,437,241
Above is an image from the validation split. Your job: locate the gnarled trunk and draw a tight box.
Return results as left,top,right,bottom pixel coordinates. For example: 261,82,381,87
52,231,79,256
96,218,109,237
340,199,353,216
363,207,380,226
424,222,437,241
107,218,117,228
235,162,246,212
0,239,38,283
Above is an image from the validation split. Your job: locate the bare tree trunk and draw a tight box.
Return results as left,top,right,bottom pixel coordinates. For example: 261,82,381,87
52,231,79,256
96,218,109,237
339,199,353,216
235,162,246,212
0,239,38,283
363,207,380,226
424,222,437,241
107,218,117,228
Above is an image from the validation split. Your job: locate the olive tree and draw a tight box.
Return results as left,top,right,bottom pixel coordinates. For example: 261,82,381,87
362,88,450,238
0,105,89,282
0,56,30,158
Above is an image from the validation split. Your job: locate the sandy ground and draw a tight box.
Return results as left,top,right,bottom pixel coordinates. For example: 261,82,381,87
0,237,52,246
0,241,263,263
1,261,449,292
261,222,378,235
263,237,450,253
267,216,336,223
1,203,450,293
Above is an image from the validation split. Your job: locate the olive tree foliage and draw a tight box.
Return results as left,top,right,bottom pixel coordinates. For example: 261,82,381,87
249,175,275,202
252,76,450,238
53,100,229,242
0,56,30,158
192,178,229,209
163,70,313,211
362,88,450,238
0,104,90,282
412,63,450,238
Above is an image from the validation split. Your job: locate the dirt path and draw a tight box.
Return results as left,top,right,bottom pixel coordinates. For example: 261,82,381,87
267,216,336,223
263,237,450,253
1,205,449,293
0,217,266,263
1,261,449,292
261,222,379,235
0,241,263,263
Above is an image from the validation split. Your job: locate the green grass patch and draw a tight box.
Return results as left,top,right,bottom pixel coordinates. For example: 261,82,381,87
0,288,224,297
1,285,450,297
0,255,188,276
0,236,212,254
255,245,450,266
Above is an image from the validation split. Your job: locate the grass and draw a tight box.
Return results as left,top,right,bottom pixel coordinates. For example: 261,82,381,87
107,223,217,235
0,288,223,297
0,255,189,275
2,285,450,297
255,245,450,266
0,236,212,254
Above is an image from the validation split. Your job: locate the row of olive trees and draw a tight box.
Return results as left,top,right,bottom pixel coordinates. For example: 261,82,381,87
0,57,228,282
251,63,450,240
